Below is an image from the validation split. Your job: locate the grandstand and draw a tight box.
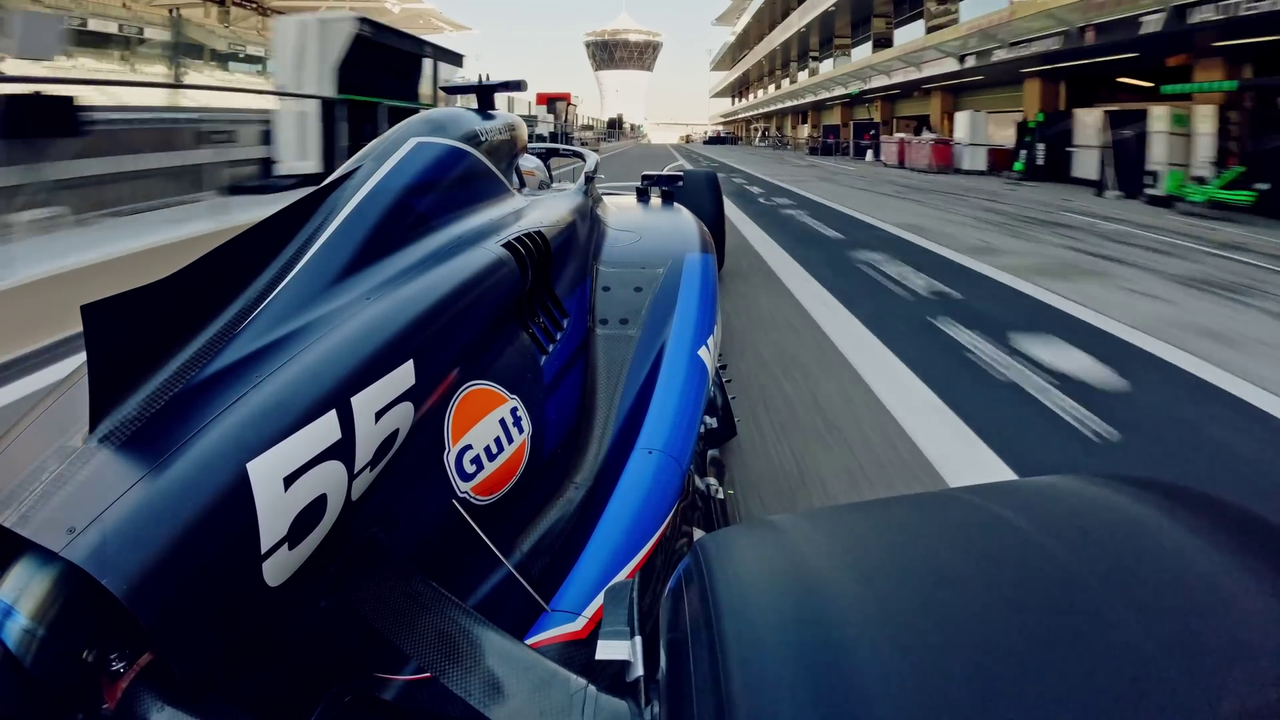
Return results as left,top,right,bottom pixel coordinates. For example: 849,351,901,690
0,0,470,108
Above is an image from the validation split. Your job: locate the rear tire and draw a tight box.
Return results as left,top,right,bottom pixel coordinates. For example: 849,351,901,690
674,168,726,272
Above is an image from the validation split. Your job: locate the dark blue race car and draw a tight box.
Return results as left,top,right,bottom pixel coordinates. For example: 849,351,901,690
0,79,735,719
3,80,1280,720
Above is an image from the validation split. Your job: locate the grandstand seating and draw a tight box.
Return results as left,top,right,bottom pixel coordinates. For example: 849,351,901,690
1,2,276,109
0,54,278,109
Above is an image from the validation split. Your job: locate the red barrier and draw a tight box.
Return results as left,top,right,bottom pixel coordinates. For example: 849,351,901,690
905,137,953,173
881,136,905,168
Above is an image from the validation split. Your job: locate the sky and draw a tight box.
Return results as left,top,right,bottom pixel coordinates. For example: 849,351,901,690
429,0,733,122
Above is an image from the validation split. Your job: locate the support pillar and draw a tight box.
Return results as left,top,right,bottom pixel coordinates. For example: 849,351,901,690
1022,76,1059,118
930,89,954,136
1192,56,1229,105
872,97,894,137
872,0,894,53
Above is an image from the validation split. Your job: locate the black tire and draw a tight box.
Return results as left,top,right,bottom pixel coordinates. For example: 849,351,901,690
673,168,726,272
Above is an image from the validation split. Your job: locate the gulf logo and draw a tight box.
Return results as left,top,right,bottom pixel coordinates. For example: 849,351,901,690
443,381,531,504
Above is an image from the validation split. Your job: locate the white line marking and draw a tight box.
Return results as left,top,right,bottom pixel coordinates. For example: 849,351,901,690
1008,332,1131,392
850,250,961,299
694,148,1280,422
553,142,640,177
1061,211,1280,274
933,317,1120,443
524,507,675,646
1166,215,1280,245
724,199,1013,487
666,145,689,168
0,353,85,407
780,208,844,238
745,185,765,194
858,264,914,300
810,158,857,172
552,162,583,177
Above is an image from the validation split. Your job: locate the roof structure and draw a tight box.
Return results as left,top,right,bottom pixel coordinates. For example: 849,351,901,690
114,0,471,37
583,11,663,41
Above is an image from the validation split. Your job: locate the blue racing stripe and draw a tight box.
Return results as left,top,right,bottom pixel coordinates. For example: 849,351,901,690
524,251,718,645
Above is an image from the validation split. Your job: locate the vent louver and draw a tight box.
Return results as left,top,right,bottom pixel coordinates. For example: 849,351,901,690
500,230,569,354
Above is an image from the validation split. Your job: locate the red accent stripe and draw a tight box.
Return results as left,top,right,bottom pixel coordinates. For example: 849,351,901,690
527,607,603,649
528,513,674,648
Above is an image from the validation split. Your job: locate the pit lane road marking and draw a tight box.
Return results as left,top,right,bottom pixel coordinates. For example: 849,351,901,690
695,148,1280,421
780,209,844,238
851,250,961,300
932,317,1121,443
723,197,1014,487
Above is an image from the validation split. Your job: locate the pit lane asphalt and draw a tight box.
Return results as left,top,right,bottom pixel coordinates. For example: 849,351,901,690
597,142,947,521
652,143,1280,525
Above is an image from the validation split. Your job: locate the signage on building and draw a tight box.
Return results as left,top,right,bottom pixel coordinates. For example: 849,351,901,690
990,34,1064,62
1183,0,1280,23
65,15,169,41
962,33,1064,68
228,42,248,52
1137,11,1168,33
86,18,117,34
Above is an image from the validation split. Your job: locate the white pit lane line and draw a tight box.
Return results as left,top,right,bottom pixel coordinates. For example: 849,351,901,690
0,353,85,407
666,141,1013,486
553,142,644,177
1060,212,1280,274
690,147,1280,423
723,199,1014,487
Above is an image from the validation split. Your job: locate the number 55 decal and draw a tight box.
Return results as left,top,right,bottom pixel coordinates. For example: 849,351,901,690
248,360,415,587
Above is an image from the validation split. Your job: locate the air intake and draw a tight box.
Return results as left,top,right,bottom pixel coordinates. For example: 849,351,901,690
500,230,569,354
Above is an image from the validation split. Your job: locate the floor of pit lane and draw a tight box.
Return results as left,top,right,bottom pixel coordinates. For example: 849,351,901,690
600,143,947,521
616,142,1280,525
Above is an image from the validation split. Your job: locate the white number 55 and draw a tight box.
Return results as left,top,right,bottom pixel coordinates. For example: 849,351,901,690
248,360,415,587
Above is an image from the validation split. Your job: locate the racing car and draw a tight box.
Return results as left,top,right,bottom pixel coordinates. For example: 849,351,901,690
0,78,734,719
4,78,1280,720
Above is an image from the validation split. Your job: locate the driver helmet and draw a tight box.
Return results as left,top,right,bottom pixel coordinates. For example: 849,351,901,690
517,154,552,191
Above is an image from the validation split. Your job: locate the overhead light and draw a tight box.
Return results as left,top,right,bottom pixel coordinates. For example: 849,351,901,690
1021,53,1138,72
921,75,985,88
863,89,900,97
1116,77,1154,87
826,98,846,105
1212,35,1280,46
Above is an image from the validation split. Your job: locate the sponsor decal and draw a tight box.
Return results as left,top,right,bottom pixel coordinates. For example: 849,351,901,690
248,361,417,586
476,123,514,142
990,35,1064,62
444,381,531,504
1186,0,1280,23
